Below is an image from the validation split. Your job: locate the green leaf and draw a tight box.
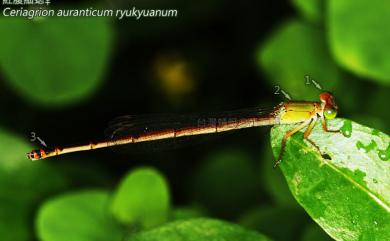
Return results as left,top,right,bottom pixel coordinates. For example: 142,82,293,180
36,190,122,241
125,218,273,241
191,150,261,218
271,119,390,241
239,206,308,241
300,223,333,241
0,128,67,241
0,16,113,106
110,167,170,228
327,0,390,84
291,0,323,23
258,20,341,100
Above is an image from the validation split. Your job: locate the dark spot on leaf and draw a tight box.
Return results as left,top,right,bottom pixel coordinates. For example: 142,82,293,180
321,153,332,160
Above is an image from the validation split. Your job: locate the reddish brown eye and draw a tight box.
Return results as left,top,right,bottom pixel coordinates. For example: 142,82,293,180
320,92,332,103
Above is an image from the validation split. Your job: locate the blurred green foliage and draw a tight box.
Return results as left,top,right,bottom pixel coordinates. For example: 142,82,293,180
35,167,273,240
328,0,390,84
0,17,112,106
36,190,122,241
300,224,333,241
190,150,261,218
125,218,272,241
261,145,298,207
110,168,170,228
0,129,68,241
291,0,323,23
258,20,341,101
170,206,206,221
239,205,308,241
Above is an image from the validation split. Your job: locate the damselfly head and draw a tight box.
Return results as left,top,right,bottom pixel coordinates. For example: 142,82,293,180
320,92,338,119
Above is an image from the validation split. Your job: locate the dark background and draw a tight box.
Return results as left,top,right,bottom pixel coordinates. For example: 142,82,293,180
1,1,292,203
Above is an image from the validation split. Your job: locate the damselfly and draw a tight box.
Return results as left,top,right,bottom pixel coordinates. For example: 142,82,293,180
27,92,340,167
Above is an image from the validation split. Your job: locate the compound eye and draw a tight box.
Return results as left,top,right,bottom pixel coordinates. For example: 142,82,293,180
324,107,337,119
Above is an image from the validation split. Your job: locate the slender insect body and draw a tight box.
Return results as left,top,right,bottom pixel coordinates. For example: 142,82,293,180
27,92,341,167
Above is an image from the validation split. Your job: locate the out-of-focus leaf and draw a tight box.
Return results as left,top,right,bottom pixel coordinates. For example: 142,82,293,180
327,0,390,84
171,206,207,221
36,190,122,241
239,206,308,241
258,20,341,101
361,86,390,133
0,17,112,106
125,218,273,241
110,167,170,228
191,150,261,218
271,118,390,241
301,223,333,241
0,128,67,241
261,145,298,207
291,0,323,23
